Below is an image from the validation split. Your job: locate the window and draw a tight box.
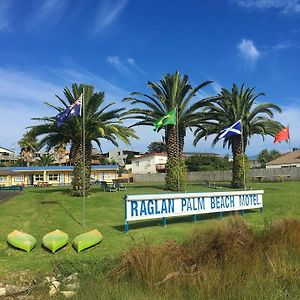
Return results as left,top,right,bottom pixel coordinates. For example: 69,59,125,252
14,175,24,182
34,174,44,181
135,161,140,167
281,165,296,168
48,174,59,181
0,176,6,182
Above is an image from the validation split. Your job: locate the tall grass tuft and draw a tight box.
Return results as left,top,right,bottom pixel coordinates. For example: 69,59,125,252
109,217,300,299
52,217,300,299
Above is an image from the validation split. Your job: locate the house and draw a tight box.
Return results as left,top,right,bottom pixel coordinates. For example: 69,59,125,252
131,153,168,174
0,165,118,187
103,148,141,166
266,150,300,169
0,146,17,165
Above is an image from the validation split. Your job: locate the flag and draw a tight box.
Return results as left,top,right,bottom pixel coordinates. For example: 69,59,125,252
273,127,289,143
153,108,176,131
56,94,82,127
219,120,242,139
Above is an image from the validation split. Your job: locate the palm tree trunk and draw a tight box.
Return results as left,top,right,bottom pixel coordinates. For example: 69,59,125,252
231,135,243,188
165,125,186,191
165,125,178,158
70,139,91,196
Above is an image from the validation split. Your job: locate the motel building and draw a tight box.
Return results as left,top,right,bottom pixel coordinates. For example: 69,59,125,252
0,165,118,187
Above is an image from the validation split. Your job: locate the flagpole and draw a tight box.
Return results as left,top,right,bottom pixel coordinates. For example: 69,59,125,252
287,124,295,206
176,106,180,192
240,121,247,191
82,88,86,227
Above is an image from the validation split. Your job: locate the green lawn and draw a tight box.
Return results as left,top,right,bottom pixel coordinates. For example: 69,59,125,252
0,181,299,277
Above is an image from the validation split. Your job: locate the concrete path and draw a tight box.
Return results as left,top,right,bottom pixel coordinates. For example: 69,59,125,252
0,191,21,204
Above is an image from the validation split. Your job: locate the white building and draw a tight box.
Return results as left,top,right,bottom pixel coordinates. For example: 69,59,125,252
0,146,17,164
131,153,167,174
266,150,300,169
106,148,141,166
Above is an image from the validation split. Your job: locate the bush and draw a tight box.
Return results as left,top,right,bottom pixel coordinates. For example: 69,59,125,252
165,158,187,191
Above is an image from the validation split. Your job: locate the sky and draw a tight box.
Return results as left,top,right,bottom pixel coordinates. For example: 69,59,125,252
0,0,299,156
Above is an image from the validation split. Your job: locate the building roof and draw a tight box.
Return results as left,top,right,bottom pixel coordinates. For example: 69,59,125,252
131,152,167,160
0,165,118,172
266,150,300,166
0,169,16,176
0,146,15,153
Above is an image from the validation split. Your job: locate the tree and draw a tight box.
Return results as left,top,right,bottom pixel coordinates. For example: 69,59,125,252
185,155,232,172
53,143,67,165
257,149,281,168
147,141,167,153
193,84,284,188
123,71,213,191
30,83,137,196
18,131,38,167
38,153,54,166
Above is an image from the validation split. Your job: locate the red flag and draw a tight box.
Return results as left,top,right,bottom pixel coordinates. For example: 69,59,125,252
273,127,289,143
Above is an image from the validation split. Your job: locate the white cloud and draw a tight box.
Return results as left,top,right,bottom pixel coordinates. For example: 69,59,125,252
0,0,14,31
94,0,129,33
0,65,131,151
0,67,62,104
27,0,68,30
233,0,300,14
271,41,295,50
106,55,148,79
127,58,135,65
237,39,260,67
0,67,63,150
49,65,129,102
107,56,131,76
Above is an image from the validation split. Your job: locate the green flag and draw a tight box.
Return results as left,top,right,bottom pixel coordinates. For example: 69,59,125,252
153,108,176,130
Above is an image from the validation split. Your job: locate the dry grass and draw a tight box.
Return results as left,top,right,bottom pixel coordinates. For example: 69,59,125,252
108,217,300,299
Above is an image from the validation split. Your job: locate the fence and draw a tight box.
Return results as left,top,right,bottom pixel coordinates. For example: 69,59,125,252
133,168,300,183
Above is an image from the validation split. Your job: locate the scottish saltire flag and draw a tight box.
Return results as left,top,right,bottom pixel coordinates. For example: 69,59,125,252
219,120,242,139
56,94,82,127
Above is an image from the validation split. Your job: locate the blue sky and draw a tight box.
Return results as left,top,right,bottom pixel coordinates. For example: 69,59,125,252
0,0,299,155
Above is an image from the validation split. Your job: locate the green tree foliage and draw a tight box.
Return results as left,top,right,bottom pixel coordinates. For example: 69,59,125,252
185,155,232,172
193,84,284,188
123,71,213,191
29,83,137,196
257,149,281,168
147,141,167,153
38,153,54,166
18,131,39,167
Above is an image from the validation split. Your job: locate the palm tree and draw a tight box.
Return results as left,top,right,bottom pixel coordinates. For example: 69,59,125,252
53,143,67,165
123,71,213,191
18,131,38,167
193,84,284,188
38,153,54,166
30,83,137,196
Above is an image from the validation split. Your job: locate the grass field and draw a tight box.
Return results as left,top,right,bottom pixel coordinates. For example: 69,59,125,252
0,181,300,299
0,181,299,276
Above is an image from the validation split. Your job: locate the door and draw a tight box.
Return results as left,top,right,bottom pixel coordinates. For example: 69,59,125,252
59,173,65,186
